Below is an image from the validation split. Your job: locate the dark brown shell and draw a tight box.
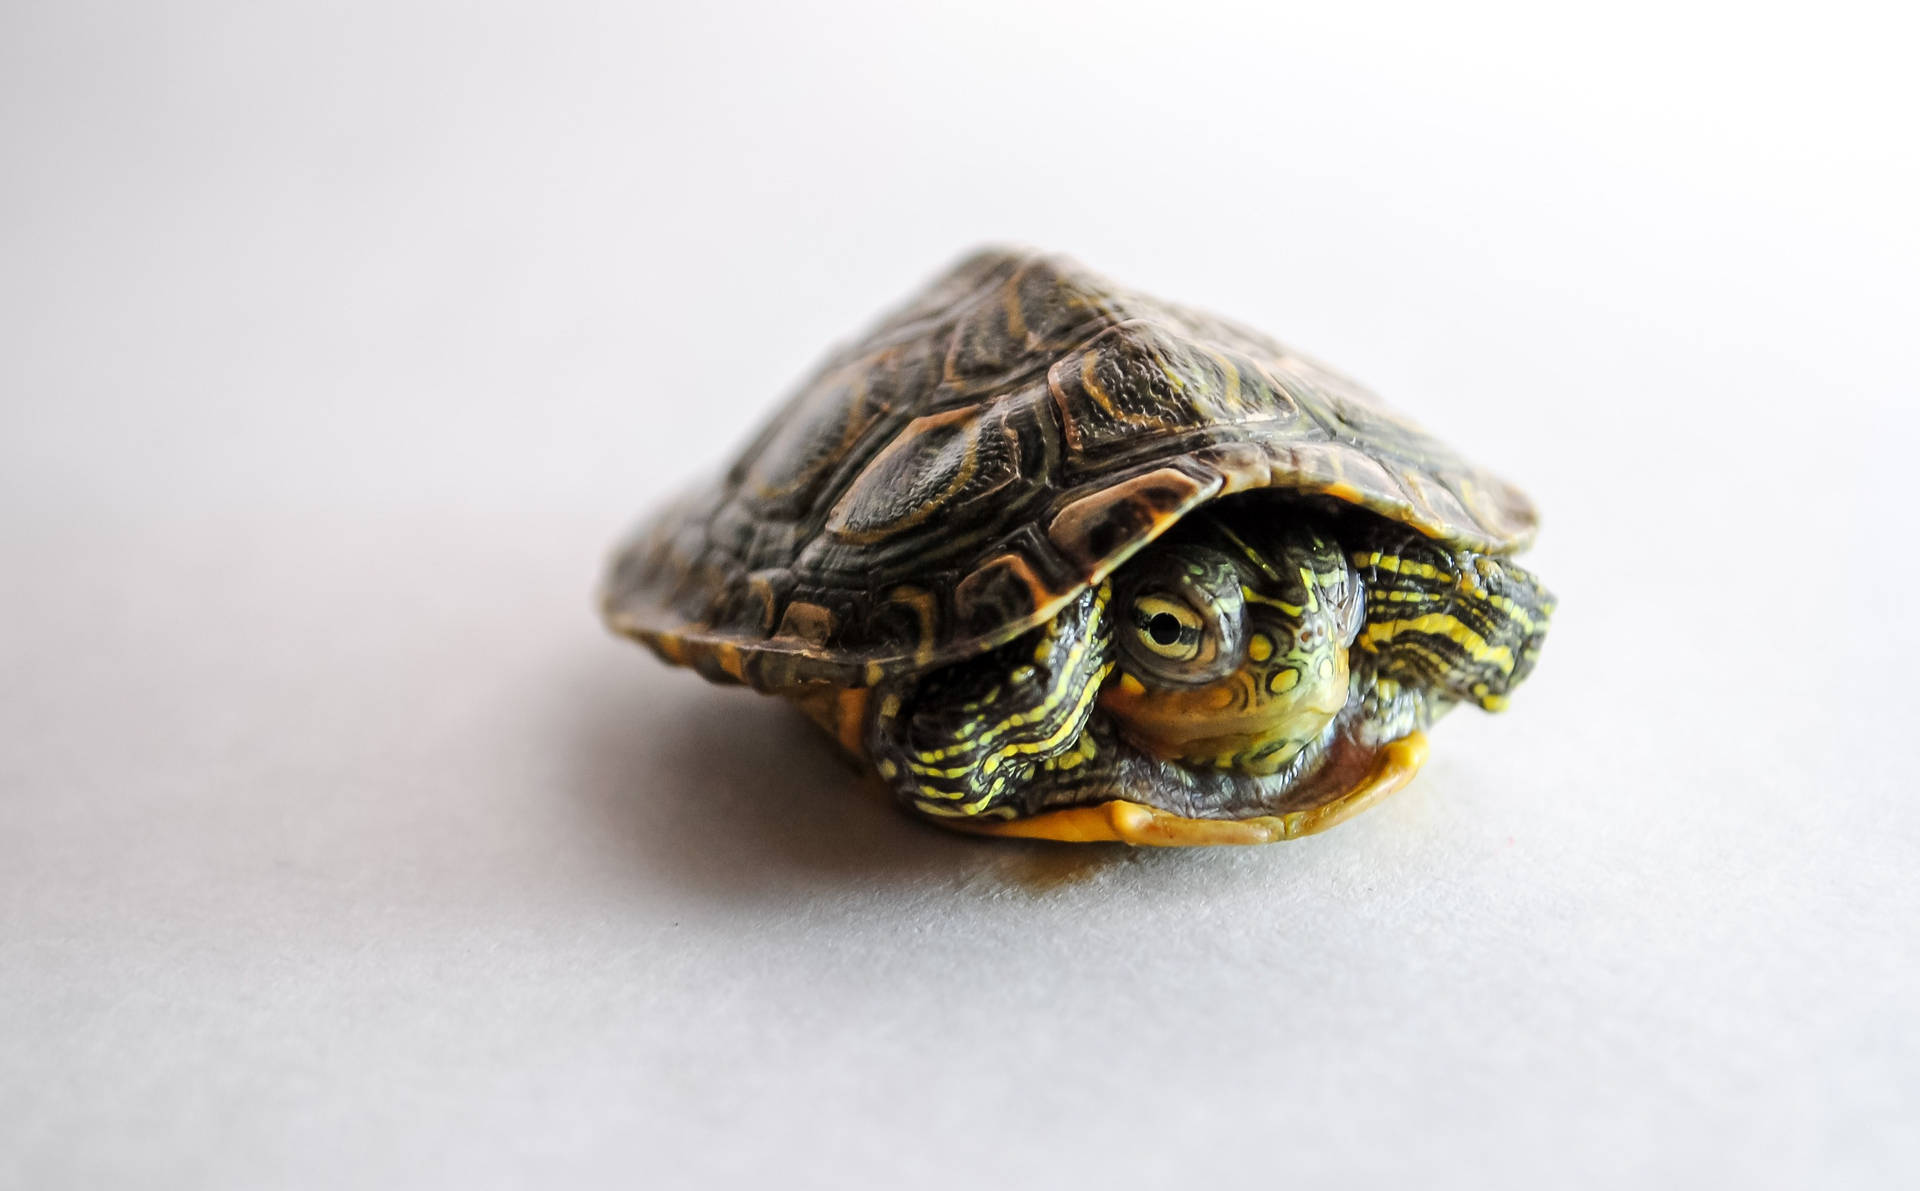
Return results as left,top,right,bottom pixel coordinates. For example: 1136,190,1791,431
603,249,1537,691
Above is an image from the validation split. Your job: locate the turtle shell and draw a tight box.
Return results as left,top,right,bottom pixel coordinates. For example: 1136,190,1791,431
603,249,1537,691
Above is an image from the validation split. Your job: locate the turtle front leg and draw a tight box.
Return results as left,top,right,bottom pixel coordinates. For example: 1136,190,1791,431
867,584,1114,824
1347,528,1555,716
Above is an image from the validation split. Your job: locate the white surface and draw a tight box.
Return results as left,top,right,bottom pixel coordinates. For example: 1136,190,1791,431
4,2,1917,1187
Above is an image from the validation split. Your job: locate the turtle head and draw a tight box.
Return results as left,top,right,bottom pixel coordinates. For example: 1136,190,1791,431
1099,521,1363,778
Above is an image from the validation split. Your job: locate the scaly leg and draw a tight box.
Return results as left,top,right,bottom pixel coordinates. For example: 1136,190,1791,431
867,584,1114,824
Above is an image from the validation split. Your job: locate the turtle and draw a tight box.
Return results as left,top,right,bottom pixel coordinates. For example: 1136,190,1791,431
601,248,1553,846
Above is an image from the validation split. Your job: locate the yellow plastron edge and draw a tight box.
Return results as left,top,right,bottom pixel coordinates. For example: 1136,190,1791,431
945,733,1429,847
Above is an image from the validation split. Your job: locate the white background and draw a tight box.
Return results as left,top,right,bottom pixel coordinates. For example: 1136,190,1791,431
4,2,1916,1187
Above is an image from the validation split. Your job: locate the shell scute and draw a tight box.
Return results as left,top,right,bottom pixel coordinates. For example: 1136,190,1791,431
1048,321,1311,475
1045,466,1219,578
940,257,1124,400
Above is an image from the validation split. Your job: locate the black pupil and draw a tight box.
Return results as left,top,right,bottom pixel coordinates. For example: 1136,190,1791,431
1148,612,1183,647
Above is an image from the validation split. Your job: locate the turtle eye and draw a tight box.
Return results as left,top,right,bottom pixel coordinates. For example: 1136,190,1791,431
1130,594,1206,662
1114,545,1245,686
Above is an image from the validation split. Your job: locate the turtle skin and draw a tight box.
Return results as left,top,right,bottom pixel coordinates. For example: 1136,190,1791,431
602,248,1537,694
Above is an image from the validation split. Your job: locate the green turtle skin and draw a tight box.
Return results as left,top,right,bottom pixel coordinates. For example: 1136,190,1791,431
602,249,1552,844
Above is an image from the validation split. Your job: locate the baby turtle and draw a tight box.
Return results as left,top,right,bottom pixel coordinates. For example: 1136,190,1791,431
602,249,1552,845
